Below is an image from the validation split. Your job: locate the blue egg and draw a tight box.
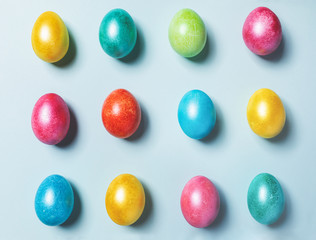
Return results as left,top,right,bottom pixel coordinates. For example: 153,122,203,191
178,90,216,139
247,173,285,225
35,174,74,226
99,9,137,58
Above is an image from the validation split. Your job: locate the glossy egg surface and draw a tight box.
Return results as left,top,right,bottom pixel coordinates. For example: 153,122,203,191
248,173,285,225
181,176,220,228
105,173,145,226
31,11,69,63
178,90,216,139
242,7,282,55
247,88,286,138
169,8,206,58
31,93,70,145
99,8,137,58
35,174,74,226
102,89,141,138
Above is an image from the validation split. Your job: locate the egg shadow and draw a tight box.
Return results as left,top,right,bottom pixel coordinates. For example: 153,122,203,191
53,29,77,68
56,106,78,148
199,102,222,143
259,36,285,63
60,182,82,228
125,103,149,142
119,23,145,64
266,103,291,144
205,184,227,230
269,183,291,228
131,182,153,228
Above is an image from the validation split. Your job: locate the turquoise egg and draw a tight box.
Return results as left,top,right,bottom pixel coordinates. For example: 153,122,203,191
247,173,285,225
99,9,137,58
35,175,74,226
178,90,216,139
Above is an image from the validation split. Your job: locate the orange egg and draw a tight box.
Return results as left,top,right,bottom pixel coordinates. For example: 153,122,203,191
31,11,69,63
105,174,145,226
247,88,286,138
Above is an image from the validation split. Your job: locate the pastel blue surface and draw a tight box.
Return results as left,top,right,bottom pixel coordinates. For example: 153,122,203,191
35,175,74,226
1,0,316,239
99,8,137,59
178,90,216,139
247,173,285,225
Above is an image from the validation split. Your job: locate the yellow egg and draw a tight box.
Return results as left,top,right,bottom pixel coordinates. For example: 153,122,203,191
247,88,286,138
105,174,145,226
31,11,69,63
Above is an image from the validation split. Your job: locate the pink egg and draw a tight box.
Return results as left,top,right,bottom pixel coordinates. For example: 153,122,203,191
180,176,220,228
242,7,282,55
31,93,70,145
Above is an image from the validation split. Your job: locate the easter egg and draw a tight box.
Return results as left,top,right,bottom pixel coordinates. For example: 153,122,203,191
169,9,207,58
181,176,220,228
31,11,69,63
248,173,285,225
35,174,74,226
105,174,145,226
242,7,282,55
247,88,286,138
31,93,70,145
99,8,137,58
102,89,141,138
178,90,216,139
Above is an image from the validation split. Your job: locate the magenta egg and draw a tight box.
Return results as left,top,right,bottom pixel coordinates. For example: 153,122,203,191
31,93,70,145
242,7,282,55
180,176,220,228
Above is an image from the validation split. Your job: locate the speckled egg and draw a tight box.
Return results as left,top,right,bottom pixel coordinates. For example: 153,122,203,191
35,175,74,226
247,173,285,225
181,176,220,228
105,173,145,226
99,9,137,58
31,93,70,145
31,11,69,63
242,7,282,55
247,88,286,139
169,8,207,58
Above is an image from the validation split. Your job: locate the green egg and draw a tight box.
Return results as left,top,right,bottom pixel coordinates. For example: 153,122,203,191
168,9,207,58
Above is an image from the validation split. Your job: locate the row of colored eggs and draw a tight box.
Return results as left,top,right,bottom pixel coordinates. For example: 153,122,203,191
31,7,282,63
35,172,285,227
31,88,286,145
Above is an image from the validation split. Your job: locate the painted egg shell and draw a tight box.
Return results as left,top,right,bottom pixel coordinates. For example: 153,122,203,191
35,174,74,226
99,8,137,58
31,11,69,63
247,88,286,138
169,8,207,58
181,176,220,228
242,7,282,55
105,174,145,226
178,90,216,139
31,93,70,145
247,173,285,225
102,89,141,138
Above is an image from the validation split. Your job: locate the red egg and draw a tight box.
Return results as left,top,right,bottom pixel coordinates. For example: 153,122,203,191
242,7,282,55
180,176,220,228
31,93,70,145
102,89,141,138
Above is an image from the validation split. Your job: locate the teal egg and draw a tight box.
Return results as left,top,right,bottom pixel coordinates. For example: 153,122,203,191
247,173,285,225
99,9,137,58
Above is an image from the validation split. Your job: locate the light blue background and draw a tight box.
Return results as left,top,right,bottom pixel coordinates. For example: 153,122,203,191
0,0,315,239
